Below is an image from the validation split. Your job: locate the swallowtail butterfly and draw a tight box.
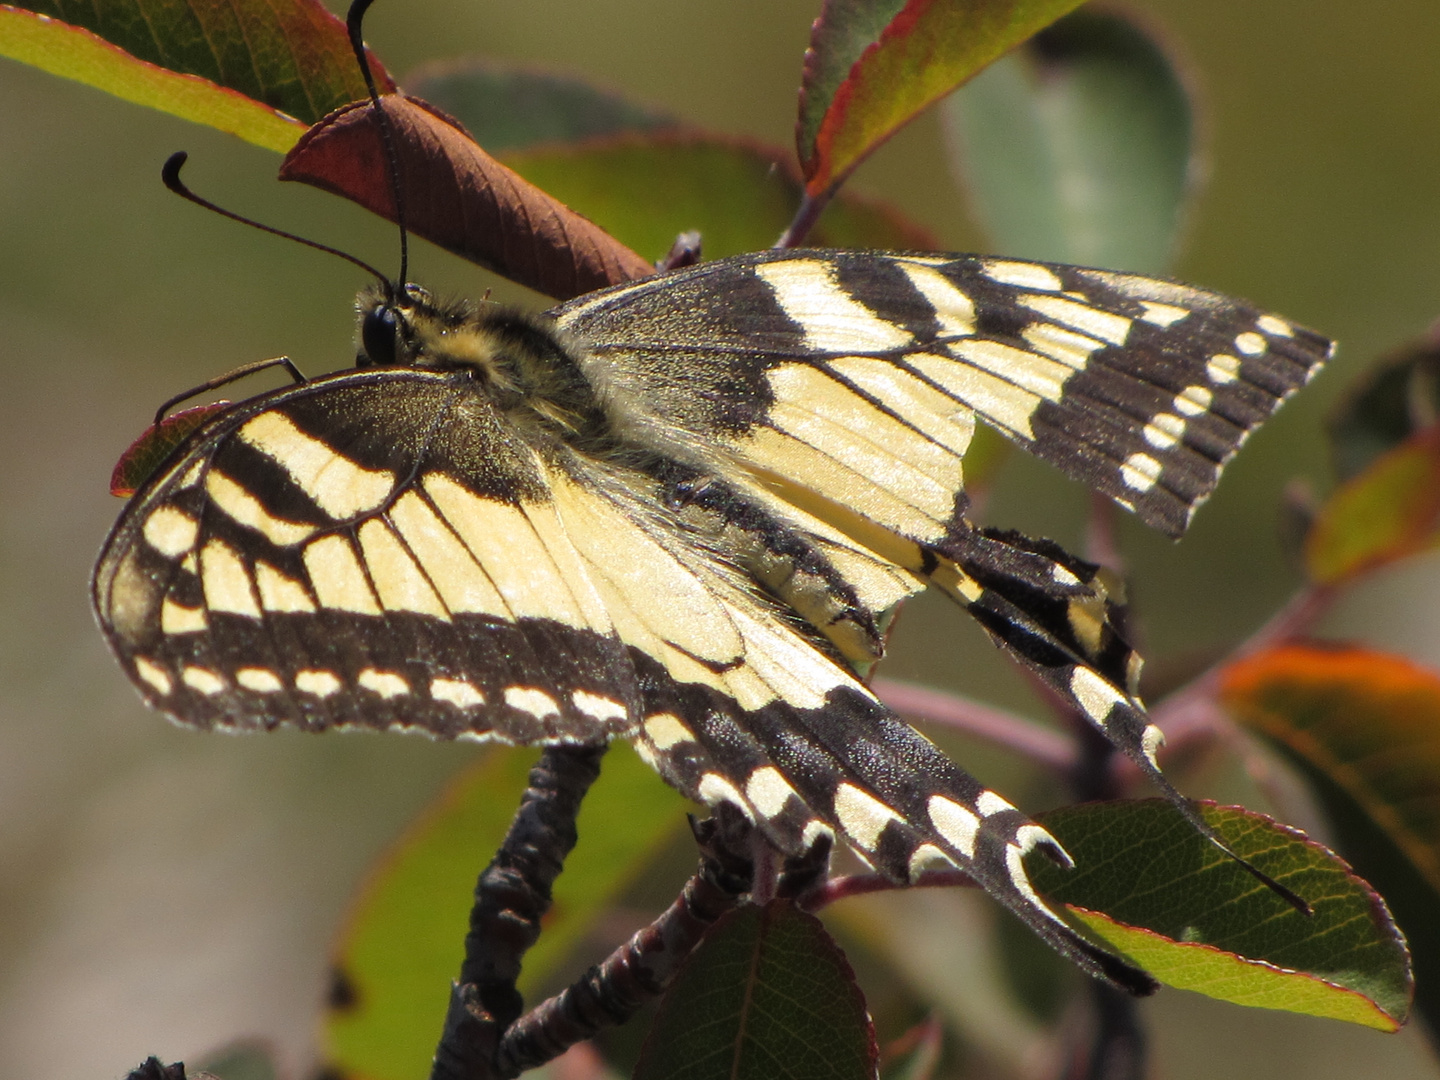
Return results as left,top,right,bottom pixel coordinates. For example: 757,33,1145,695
93,239,1329,993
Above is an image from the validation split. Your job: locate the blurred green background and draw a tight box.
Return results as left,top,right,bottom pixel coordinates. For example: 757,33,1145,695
1,1,1438,1077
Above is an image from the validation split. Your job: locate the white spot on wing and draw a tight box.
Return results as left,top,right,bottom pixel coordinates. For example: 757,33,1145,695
644,713,696,750
1234,331,1268,356
745,766,798,819
182,666,225,695
754,259,913,352
801,819,835,849
1174,385,1214,416
295,669,342,698
1121,452,1163,492
134,657,173,695
928,795,979,856
572,691,628,725
1207,354,1241,384
698,773,754,820
1143,414,1185,449
982,260,1062,292
908,844,954,880
1138,301,1190,327
1070,667,1126,722
358,669,409,698
1257,314,1293,337
238,411,394,518
431,677,485,708
1141,723,1166,770
236,667,283,693
143,506,199,557
504,686,561,720
833,783,901,850
976,791,1015,817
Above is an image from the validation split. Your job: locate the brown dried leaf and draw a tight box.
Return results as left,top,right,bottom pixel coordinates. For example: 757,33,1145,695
279,95,656,300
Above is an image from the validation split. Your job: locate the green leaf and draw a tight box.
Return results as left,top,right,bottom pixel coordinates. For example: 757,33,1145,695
500,134,937,263
1029,800,1412,1030
1304,425,1440,584
1222,644,1440,1033
193,1042,278,1080
1326,330,1440,482
11,0,387,125
0,5,304,151
324,743,688,1080
405,58,679,153
634,901,878,1080
940,8,1195,274
796,0,1085,199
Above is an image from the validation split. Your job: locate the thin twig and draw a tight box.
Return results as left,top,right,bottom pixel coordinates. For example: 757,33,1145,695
799,868,979,912
493,811,754,1077
873,677,1078,773
430,744,607,1080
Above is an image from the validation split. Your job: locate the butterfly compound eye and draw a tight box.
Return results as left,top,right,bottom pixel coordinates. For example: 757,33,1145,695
361,305,400,367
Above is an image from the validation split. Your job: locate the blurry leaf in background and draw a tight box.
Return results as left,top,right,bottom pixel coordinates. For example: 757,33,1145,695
795,0,1083,201
406,58,681,152
1223,644,1440,1033
941,7,1196,274
1304,425,1440,585
11,0,388,124
193,1041,278,1080
634,900,878,1080
1030,800,1412,1030
0,5,304,151
1326,326,1440,482
324,743,688,1080
279,95,657,299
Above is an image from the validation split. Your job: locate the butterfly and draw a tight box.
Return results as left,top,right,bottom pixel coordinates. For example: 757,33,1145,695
93,244,1330,993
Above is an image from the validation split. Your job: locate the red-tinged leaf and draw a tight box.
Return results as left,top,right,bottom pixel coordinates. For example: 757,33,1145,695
1029,800,1412,1030
9,0,389,128
1326,325,1440,482
0,5,303,152
108,402,229,497
280,95,656,301
1304,424,1440,584
1221,643,1440,1034
1221,645,1440,901
635,900,878,1080
797,0,1085,199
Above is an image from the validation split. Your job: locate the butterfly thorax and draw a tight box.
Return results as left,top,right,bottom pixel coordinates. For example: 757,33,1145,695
357,282,609,443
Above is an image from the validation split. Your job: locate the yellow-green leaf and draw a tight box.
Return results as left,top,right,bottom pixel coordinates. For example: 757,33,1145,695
0,5,303,152
324,743,687,1080
1305,425,1440,584
1030,800,1411,1029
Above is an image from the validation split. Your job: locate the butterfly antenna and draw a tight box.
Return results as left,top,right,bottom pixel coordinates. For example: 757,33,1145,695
346,0,408,291
161,152,390,286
